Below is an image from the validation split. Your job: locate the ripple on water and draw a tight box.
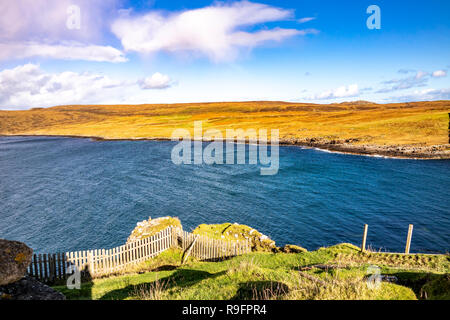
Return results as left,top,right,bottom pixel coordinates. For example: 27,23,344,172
0,137,449,253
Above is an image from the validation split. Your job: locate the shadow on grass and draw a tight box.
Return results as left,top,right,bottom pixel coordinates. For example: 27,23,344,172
52,265,94,300
393,271,450,300
134,264,180,273
231,281,289,300
201,256,236,263
99,269,227,300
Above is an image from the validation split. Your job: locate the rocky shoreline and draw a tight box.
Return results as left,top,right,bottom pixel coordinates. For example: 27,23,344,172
1,134,449,159
280,138,450,160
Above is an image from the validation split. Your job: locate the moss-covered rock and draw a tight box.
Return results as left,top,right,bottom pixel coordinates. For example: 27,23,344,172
281,244,308,253
127,217,182,243
0,239,33,286
192,223,276,252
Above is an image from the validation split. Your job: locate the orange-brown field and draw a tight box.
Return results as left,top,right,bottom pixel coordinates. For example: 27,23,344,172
0,100,449,158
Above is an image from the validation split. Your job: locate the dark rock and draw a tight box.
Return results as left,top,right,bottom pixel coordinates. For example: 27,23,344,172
381,275,398,283
271,247,283,253
0,239,33,286
0,276,65,300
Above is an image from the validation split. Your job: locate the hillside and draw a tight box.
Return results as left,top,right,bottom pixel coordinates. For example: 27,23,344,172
54,244,450,300
0,100,449,158
53,218,450,301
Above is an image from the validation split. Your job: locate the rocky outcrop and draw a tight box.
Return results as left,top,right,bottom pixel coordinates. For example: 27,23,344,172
280,137,450,159
0,239,33,286
127,216,182,243
280,244,308,253
127,136,450,159
0,276,65,300
193,223,276,252
127,218,310,254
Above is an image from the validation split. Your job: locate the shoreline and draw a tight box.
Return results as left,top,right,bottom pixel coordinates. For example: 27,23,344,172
1,133,449,160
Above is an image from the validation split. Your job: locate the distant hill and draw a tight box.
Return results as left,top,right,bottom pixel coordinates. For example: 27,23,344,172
0,100,449,158
338,100,377,105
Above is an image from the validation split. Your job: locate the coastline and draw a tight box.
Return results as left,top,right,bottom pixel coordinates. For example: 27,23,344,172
284,140,450,160
1,133,449,160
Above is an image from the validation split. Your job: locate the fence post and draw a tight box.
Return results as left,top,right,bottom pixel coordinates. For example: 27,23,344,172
405,224,413,254
48,254,54,282
361,224,368,252
88,251,94,277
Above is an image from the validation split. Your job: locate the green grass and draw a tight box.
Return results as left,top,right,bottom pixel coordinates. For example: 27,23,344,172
53,244,450,300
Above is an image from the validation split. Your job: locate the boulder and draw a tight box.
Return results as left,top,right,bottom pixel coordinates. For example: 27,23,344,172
0,276,65,300
0,239,33,286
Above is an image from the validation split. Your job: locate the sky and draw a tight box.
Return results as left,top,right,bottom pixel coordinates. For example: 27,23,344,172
0,0,449,109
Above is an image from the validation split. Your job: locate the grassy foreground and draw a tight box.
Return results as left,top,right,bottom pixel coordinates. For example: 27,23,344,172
54,244,449,300
0,101,449,148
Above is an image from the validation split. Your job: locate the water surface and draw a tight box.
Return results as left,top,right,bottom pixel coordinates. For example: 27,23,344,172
0,136,448,253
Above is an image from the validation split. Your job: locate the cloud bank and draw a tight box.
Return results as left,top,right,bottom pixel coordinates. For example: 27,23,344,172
391,88,450,102
311,84,360,100
112,1,317,62
0,0,126,62
0,1,317,63
377,69,447,93
0,64,171,109
0,42,127,63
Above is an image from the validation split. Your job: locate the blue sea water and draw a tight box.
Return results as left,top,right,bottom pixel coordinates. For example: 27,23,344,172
0,136,449,254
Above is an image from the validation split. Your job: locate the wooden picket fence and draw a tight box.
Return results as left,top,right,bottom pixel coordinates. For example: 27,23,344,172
176,229,251,261
27,227,251,283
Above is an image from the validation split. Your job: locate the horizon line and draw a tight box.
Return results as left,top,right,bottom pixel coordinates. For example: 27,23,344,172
1,99,450,112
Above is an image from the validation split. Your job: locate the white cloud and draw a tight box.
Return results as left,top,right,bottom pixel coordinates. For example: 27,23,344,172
378,69,448,94
139,73,172,89
0,64,175,109
0,64,132,109
0,42,127,63
376,72,429,93
311,84,360,100
415,70,429,79
0,0,118,42
390,87,450,102
111,1,316,62
0,0,125,62
374,68,449,98
298,17,316,23
432,70,447,78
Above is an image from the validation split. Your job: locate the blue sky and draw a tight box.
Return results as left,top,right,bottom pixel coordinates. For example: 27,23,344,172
0,0,449,109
